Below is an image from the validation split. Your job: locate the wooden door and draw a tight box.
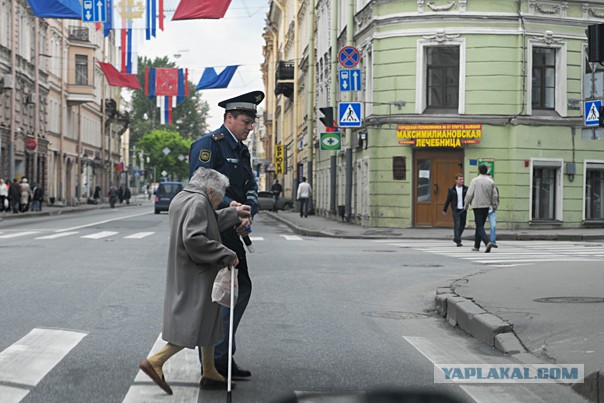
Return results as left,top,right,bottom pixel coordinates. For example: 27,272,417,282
414,150,464,227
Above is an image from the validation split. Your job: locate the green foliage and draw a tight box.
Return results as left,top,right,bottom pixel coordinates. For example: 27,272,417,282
129,56,210,145
137,129,193,182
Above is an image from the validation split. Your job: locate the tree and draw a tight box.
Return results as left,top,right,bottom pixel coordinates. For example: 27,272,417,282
129,56,210,145
137,129,193,182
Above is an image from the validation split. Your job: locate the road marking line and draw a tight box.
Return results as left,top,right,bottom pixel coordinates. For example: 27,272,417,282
124,232,154,239
56,211,152,232
0,328,87,388
81,231,119,239
282,235,303,240
123,334,200,402
0,231,40,239
249,236,264,241
0,385,29,403
35,232,79,240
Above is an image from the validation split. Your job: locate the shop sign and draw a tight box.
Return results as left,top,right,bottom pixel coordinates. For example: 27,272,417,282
275,145,284,174
397,124,482,147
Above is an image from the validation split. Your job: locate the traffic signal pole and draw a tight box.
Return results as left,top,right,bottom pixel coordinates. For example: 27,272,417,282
307,0,316,203
344,0,354,222
330,0,338,216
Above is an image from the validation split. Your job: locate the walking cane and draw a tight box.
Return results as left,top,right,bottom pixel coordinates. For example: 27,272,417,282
227,265,235,403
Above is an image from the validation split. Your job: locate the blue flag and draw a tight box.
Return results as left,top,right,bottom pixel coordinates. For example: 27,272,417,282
196,65,238,90
26,0,81,19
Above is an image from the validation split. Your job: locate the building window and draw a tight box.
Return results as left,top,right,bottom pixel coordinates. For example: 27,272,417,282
585,162,604,221
426,47,459,109
527,41,567,116
531,160,562,221
532,48,555,110
75,55,88,85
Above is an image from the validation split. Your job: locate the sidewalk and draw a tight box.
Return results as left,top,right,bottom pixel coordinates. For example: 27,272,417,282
263,210,603,402
0,194,150,222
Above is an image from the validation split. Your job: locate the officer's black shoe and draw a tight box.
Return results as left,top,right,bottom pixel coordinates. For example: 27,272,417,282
215,360,251,378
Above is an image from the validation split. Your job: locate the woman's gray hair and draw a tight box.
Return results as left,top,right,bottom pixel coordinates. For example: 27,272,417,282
190,167,230,199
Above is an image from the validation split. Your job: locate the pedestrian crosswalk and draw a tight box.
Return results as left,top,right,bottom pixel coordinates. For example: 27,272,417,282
373,240,604,266
0,328,87,403
0,231,310,242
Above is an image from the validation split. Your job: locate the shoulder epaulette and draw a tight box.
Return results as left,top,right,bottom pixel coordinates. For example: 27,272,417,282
210,132,225,142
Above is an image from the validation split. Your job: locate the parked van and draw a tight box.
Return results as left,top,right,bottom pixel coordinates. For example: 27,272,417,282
154,182,184,214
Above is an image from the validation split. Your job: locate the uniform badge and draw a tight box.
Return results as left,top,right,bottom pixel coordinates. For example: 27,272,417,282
199,150,211,163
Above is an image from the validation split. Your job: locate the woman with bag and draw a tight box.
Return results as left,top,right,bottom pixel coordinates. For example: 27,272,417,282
138,167,251,395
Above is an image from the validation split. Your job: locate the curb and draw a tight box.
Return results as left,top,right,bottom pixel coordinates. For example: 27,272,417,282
263,212,604,241
0,202,144,222
435,286,602,402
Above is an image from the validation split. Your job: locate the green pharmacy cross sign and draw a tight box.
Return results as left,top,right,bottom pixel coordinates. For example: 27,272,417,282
320,132,341,150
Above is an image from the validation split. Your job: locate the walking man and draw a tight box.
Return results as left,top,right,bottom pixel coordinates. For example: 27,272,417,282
296,177,312,218
189,90,263,379
464,164,498,253
443,174,468,247
487,171,499,248
271,179,283,212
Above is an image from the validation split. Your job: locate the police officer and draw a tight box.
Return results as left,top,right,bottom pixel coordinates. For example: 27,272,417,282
189,90,263,379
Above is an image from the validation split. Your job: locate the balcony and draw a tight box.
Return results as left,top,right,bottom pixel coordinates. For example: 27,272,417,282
68,26,90,42
276,61,294,81
66,82,95,105
275,61,294,98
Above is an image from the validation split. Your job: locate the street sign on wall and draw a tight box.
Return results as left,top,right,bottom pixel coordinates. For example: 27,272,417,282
275,145,284,174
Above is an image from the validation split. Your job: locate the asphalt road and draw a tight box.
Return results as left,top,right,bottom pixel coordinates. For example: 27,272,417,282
0,205,586,402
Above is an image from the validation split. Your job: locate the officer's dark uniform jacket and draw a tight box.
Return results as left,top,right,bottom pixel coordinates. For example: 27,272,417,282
189,125,258,257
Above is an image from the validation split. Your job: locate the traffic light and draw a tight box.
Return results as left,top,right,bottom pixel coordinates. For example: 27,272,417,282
599,105,604,127
587,23,604,63
319,107,336,131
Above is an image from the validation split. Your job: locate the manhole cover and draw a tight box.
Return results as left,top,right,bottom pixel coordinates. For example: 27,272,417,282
534,297,604,303
361,311,430,320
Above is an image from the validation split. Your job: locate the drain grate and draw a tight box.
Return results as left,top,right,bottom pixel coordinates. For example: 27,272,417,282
534,297,604,304
361,311,430,320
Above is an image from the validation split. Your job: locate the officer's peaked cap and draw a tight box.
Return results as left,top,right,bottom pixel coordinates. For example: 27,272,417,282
218,91,265,117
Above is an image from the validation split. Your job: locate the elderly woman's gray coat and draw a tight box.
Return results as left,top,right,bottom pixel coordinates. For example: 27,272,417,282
162,183,239,348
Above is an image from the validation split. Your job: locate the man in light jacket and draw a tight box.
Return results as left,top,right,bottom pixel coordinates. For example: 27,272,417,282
296,176,312,218
464,164,498,253
138,167,251,395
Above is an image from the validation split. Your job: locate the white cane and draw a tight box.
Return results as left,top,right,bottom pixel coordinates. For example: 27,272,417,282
227,265,235,403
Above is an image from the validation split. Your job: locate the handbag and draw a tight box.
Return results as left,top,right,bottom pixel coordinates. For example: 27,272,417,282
212,266,238,308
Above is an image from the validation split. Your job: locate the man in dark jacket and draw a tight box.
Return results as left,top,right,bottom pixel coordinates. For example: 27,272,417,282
8,178,20,214
443,173,468,246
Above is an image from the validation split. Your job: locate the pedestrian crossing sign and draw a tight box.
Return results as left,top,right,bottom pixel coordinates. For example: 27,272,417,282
338,102,362,127
584,100,602,126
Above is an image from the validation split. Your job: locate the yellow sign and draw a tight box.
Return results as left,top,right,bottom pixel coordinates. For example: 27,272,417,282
397,124,482,148
275,145,284,174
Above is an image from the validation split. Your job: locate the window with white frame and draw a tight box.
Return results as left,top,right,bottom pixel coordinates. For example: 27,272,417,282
531,159,563,221
416,39,466,114
527,40,567,116
585,161,604,221
532,47,555,110
75,54,88,85
363,46,373,116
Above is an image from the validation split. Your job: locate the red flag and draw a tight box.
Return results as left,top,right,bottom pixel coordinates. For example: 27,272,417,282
98,62,141,89
155,68,179,96
172,0,232,20
115,161,124,173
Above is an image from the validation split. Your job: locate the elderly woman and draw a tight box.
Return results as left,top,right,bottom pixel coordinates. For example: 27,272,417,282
139,167,251,395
